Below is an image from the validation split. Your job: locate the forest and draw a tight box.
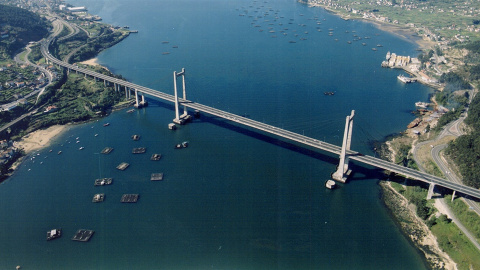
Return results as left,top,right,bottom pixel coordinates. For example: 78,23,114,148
0,4,49,60
446,93,480,188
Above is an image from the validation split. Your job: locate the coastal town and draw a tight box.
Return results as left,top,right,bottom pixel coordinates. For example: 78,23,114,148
1,0,480,269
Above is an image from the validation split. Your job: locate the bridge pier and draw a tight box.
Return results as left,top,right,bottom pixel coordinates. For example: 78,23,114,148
173,68,190,124
332,110,355,183
452,190,456,202
140,93,148,107
427,182,435,200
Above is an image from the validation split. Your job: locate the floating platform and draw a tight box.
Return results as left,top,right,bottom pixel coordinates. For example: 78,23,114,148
92,193,105,203
132,147,146,154
116,162,129,170
121,194,139,203
101,147,113,154
72,229,94,242
94,178,112,186
151,173,164,181
150,153,162,161
47,228,62,241
132,135,140,141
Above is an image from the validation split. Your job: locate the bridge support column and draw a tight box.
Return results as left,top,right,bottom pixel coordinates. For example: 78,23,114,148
451,190,456,202
180,68,188,117
332,110,355,183
104,80,106,87
427,182,435,200
172,68,189,124
140,93,148,107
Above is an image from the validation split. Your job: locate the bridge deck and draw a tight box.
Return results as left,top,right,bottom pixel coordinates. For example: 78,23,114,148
40,37,480,200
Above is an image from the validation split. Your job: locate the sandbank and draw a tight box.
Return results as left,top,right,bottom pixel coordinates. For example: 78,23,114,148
16,125,68,154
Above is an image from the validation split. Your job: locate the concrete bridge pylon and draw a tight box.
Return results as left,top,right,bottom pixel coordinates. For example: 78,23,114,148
332,110,355,183
173,68,190,124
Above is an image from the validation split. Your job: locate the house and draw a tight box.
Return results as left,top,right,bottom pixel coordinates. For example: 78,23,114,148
44,105,58,113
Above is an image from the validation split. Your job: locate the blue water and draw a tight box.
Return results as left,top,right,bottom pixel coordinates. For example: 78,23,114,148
0,0,433,269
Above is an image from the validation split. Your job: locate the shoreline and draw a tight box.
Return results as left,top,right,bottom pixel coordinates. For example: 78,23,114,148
303,1,436,51
15,125,68,154
380,181,457,270
300,1,461,268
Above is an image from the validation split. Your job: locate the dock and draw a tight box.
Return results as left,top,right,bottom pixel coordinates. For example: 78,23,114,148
94,178,112,186
72,229,94,242
132,147,146,154
116,162,129,170
151,173,164,181
121,194,139,203
101,147,113,154
92,193,105,202
150,153,161,161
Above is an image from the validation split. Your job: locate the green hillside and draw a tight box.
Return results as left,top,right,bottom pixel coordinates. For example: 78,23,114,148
0,4,49,60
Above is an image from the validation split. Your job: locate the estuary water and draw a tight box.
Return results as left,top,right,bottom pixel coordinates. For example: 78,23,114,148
0,0,434,269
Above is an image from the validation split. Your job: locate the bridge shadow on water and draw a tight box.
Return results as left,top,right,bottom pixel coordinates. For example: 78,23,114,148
147,99,389,183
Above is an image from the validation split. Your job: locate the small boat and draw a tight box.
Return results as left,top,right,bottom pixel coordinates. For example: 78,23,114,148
324,91,335,96
127,109,135,113
57,151,62,155
162,52,170,55
103,123,110,127
325,180,336,189
174,141,189,149
79,147,85,150
47,228,62,241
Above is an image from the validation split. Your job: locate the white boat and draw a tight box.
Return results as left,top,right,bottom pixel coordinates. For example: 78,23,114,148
397,75,416,83
415,102,429,108
47,228,62,241
325,180,336,189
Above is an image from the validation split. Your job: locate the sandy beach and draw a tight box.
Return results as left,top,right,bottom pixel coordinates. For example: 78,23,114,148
16,125,68,154
80,58,100,66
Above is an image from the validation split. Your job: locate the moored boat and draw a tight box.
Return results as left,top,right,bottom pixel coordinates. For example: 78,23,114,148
325,180,336,189
47,228,62,241
174,141,189,149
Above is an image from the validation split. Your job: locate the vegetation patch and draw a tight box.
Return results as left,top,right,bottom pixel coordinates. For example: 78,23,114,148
429,212,480,270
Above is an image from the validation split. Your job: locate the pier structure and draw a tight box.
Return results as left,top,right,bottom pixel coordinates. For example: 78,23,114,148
172,68,191,124
39,35,480,201
332,110,355,183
